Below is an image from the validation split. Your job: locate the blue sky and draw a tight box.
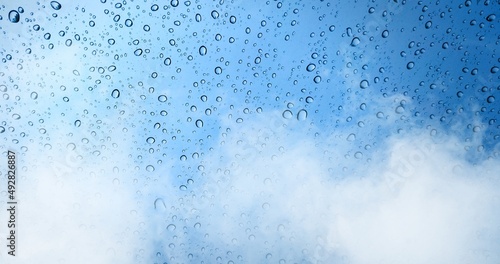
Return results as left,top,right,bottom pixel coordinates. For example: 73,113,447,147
0,0,499,263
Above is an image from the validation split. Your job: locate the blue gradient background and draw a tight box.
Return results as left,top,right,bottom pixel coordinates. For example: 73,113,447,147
1,0,499,263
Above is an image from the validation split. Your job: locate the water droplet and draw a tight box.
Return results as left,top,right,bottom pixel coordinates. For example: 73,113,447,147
406,61,415,70
491,66,499,74
166,224,176,231
154,198,166,210
164,57,172,66
305,96,314,103
50,1,62,10
229,15,237,24
30,92,38,100
179,185,187,191
108,65,116,72
170,0,179,7
425,21,432,29
151,4,159,11
158,95,167,102
74,120,81,127
211,10,219,19
360,80,369,89
124,19,133,27
381,30,389,38
395,105,405,114
214,66,222,75
354,151,363,159
0,127,5,133
306,63,316,72
350,37,360,47
442,42,449,49
194,222,201,228
134,49,143,56
195,119,204,128
347,133,356,141
297,109,307,121
487,96,495,103
473,126,481,133
180,155,187,161
486,14,496,22
195,13,202,22
146,165,155,172
146,137,155,144
8,10,20,23
313,76,322,83
12,114,21,120
282,110,293,119
111,89,120,98
198,46,208,56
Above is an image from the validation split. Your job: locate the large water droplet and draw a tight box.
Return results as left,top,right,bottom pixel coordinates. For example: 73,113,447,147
487,96,495,103
8,10,20,23
50,1,62,10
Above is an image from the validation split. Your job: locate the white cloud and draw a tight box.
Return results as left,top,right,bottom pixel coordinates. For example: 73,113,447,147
184,112,500,263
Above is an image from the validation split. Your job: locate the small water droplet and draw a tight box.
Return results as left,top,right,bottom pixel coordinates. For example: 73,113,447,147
350,37,360,47
491,66,499,74
211,10,219,19
146,137,155,144
406,61,415,70
486,14,496,22
305,96,314,103
30,92,38,100
313,76,322,83
354,151,363,159
395,105,405,114
425,21,432,29
195,119,204,128
166,224,176,231
164,57,172,66
360,80,369,89
381,30,389,38
306,63,316,72
487,96,495,103
8,10,20,23
214,66,222,75
442,42,449,49
297,109,307,121
347,133,356,141
158,95,167,102
282,110,293,119
179,185,187,191
199,45,207,56
74,120,81,127
0,126,5,133
229,15,237,24
134,49,143,56
111,89,120,98
170,0,179,7
146,165,155,172
154,198,166,210
125,19,133,27
50,1,62,10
